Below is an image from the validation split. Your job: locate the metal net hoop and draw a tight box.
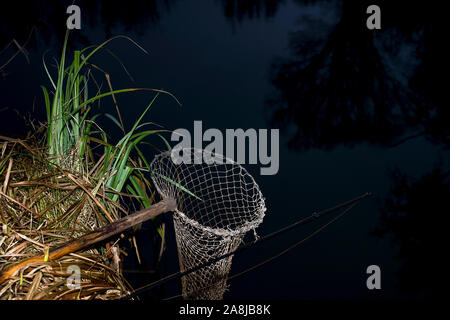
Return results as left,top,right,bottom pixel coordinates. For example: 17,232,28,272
150,148,266,299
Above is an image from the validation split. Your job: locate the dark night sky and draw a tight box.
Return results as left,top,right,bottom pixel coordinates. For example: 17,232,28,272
0,0,448,300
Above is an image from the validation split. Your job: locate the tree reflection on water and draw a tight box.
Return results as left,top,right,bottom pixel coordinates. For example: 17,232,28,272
223,0,449,298
267,1,447,151
0,0,177,49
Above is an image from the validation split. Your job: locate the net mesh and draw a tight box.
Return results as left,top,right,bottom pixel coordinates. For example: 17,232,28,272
150,148,266,299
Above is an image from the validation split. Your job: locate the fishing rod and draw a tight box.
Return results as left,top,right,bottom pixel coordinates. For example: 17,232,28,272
163,200,359,300
121,192,372,300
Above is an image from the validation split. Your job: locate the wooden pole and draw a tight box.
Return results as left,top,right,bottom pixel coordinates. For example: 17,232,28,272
0,198,177,285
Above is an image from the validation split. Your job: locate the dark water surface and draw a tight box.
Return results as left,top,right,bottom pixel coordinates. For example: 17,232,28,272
1,0,447,300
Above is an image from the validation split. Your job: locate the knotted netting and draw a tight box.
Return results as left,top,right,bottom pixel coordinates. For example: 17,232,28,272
150,148,266,299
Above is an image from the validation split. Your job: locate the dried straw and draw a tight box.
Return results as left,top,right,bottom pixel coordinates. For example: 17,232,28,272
0,137,133,300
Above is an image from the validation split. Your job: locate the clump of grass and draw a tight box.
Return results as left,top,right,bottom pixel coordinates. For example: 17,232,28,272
0,31,178,299
41,30,177,239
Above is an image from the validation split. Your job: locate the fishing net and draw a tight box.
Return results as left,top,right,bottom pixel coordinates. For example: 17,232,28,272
150,148,266,300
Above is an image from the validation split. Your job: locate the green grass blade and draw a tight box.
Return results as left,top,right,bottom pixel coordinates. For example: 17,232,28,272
152,172,202,201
